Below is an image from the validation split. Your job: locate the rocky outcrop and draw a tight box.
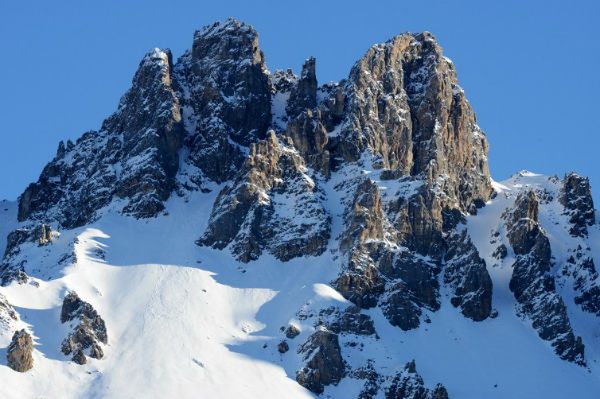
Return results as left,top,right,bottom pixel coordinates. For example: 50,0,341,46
336,32,492,213
198,132,330,262
285,324,301,339
286,57,318,119
335,179,444,330
379,252,441,331
444,229,493,321
296,327,345,394
1,224,61,284
0,293,17,331
284,109,330,177
60,292,107,364
386,361,448,399
37,224,53,246
560,173,595,237
7,329,34,372
318,305,376,336
505,191,585,365
18,47,183,229
176,18,272,183
335,179,389,308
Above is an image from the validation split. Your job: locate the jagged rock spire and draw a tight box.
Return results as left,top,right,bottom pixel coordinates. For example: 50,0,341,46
177,18,272,183
337,32,492,213
18,47,183,227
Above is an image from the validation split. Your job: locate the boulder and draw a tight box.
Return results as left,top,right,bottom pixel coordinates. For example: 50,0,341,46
7,329,34,372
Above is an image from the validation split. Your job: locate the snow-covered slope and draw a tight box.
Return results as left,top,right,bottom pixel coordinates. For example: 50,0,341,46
1,18,599,399
0,172,598,398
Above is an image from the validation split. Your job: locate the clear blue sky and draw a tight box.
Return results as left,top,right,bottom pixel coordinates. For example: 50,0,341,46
1,0,598,204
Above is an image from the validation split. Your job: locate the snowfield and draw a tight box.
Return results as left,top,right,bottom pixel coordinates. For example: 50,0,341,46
0,172,599,398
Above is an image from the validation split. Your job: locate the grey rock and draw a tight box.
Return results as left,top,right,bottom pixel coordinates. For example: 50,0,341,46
560,173,595,237
505,191,585,365
17,47,183,231
284,109,330,177
336,32,492,215
277,340,289,353
296,327,345,394
0,293,17,329
319,305,376,336
7,329,34,372
198,132,330,262
287,57,317,119
72,350,87,365
444,229,493,321
285,324,301,339
176,18,271,183
386,360,449,399
60,291,107,364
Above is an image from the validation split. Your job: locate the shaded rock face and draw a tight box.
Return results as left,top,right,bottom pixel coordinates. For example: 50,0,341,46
505,191,585,365
285,324,301,339
284,109,330,177
335,177,492,331
296,327,345,394
7,329,34,372
198,132,330,262
560,173,595,237
176,18,272,183
18,48,184,228
1,224,61,284
335,179,442,329
318,305,376,336
386,361,449,399
444,229,493,321
60,292,107,364
286,57,318,119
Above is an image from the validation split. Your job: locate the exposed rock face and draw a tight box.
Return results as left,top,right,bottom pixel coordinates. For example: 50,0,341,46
285,109,330,177
318,305,376,336
0,293,17,330
505,191,585,365
331,31,494,336
198,132,330,262
7,329,34,372
285,324,301,339
18,48,183,228
176,18,272,183
286,57,318,119
335,178,450,331
335,179,389,308
444,229,493,321
277,340,289,353
560,173,595,237
386,361,449,399
1,223,61,284
38,224,53,246
337,32,492,214
60,292,107,364
296,327,345,394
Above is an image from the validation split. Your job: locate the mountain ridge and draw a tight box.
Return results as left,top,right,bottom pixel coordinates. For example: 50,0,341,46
0,18,598,399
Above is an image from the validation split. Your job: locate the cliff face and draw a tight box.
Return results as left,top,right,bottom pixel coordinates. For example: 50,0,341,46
1,18,599,399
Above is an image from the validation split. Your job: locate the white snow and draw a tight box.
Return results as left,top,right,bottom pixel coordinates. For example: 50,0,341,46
0,171,599,398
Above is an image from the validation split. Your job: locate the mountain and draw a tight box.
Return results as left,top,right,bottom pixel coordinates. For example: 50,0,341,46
0,18,599,398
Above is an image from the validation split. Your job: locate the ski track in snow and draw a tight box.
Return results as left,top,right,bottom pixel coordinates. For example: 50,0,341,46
0,172,599,398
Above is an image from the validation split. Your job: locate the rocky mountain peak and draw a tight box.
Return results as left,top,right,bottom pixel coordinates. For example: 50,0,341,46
286,57,318,118
336,31,492,216
192,18,265,68
2,19,599,398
